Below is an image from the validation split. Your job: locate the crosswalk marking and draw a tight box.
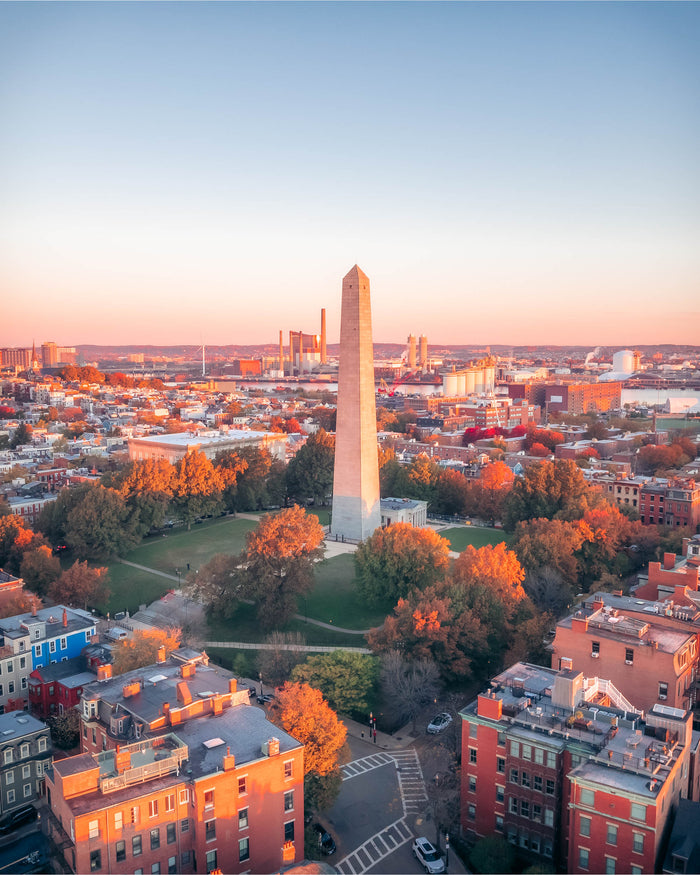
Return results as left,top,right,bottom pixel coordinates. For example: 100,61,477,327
341,752,395,780
335,817,414,875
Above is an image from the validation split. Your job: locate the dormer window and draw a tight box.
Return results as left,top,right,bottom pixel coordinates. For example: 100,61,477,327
33,630,40,640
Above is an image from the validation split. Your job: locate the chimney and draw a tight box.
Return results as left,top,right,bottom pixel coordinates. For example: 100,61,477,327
571,614,589,634
157,646,166,664
62,608,68,627
228,678,237,694
32,597,37,617
163,702,170,718
97,664,112,682
320,308,327,364
180,663,195,678
262,737,280,757
477,693,502,721
223,746,236,771
663,552,676,570
176,682,192,706
115,746,131,773
122,681,141,698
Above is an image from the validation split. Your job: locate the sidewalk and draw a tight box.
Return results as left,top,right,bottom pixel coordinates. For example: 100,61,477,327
342,716,417,751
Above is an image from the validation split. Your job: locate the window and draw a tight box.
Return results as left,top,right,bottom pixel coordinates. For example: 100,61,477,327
114,811,123,830
168,857,177,875
116,841,126,863
204,788,214,807
92,728,96,744
522,744,531,760
510,768,519,784
49,640,56,654
151,865,160,875
497,757,505,773
468,775,476,792
7,661,13,673
546,779,555,795
132,835,142,857
469,748,477,764
521,771,530,788
7,681,14,694
89,820,99,839
467,803,476,819
659,682,668,700
165,794,175,812
6,790,14,804
238,807,249,829
544,842,553,858
521,800,530,818
631,803,646,822
580,816,591,837
606,857,616,874
544,808,554,827
22,764,31,779
150,828,160,850
181,819,189,833
239,838,250,862
130,806,140,825
510,740,520,757
592,641,600,656
23,783,31,798
34,645,41,658
534,775,543,792
5,772,13,785
3,749,13,765
20,677,27,690
238,776,247,795
19,656,26,669
509,797,518,814
163,823,175,845
284,821,294,842
284,760,293,780
60,636,67,648
532,804,542,822
631,867,642,875
469,721,477,738
181,853,190,867
625,648,634,664
546,751,556,768
579,847,589,869
206,850,218,873
607,824,618,846
534,747,544,765
580,788,595,806
495,815,504,831
38,737,47,752
633,833,644,854
284,790,294,811
179,789,189,804
149,799,159,818
497,731,506,746
205,820,216,841
20,743,29,759
531,837,541,854
90,850,101,872
496,785,504,803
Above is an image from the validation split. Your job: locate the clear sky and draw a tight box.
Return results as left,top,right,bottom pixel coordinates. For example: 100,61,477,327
1,2,699,348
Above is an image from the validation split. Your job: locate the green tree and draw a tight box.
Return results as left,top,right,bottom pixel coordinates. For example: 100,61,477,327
242,506,325,628
115,458,174,535
64,484,139,559
286,429,335,506
433,468,472,516
19,545,61,596
10,421,32,448
214,450,248,513
355,523,450,605
171,450,223,529
235,446,273,510
470,835,516,874
47,709,81,750
502,459,597,531
187,553,244,619
48,561,110,610
292,651,378,715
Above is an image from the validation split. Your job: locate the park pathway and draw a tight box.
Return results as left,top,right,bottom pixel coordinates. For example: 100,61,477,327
204,640,370,653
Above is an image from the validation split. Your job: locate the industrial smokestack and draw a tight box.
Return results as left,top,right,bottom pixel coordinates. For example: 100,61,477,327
279,330,284,372
320,309,327,364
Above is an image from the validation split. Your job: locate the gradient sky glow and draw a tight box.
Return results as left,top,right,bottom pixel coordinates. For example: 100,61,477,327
2,2,699,347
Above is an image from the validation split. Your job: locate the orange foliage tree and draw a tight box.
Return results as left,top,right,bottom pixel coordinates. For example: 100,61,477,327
111,627,182,676
48,560,110,611
0,515,46,575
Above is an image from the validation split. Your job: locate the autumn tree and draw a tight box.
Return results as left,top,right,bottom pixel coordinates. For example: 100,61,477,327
354,523,451,605
0,515,46,575
257,631,308,688
0,592,40,620
234,446,274,511
242,506,325,628
292,651,378,715
512,518,591,586
115,458,174,535
111,627,181,676
19,545,61,596
48,561,110,610
475,461,515,523
171,450,223,528
214,450,248,513
269,682,347,812
286,429,335,506
433,468,472,516
186,553,244,619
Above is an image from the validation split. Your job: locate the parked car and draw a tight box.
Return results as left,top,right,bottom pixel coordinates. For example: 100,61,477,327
256,693,274,705
427,712,452,734
0,804,38,834
412,836,445,874
313,823,336,855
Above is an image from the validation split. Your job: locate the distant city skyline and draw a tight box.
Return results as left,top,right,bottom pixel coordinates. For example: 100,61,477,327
2,2,698,347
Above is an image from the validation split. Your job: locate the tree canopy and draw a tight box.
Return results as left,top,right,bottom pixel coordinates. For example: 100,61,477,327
172,450,222,528
48,561,110,611
286,429,335,506
111,627,181,676
502,459,599,531
354,523,451,605
291,651,378,715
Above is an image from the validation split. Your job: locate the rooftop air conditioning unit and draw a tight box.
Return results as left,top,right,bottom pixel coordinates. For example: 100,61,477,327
625,660,633,665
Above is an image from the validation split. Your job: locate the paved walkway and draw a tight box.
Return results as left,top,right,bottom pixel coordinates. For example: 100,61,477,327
205,640,370,654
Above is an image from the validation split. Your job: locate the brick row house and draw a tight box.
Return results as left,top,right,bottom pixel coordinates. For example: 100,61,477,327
45,649,304,874
461,662,696,873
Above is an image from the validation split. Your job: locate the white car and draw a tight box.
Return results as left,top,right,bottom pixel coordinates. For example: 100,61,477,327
427,712,452,734
412,837,445,874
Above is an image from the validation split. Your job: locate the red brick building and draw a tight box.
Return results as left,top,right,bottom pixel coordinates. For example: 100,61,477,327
545,382,622,415
639,479,700,531
45,650,304,874
461,662,694,874
28,657,95,718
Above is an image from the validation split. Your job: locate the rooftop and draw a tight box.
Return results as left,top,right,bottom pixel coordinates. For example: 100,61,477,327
0,709,48,739
129,429,285,447
0,606,94,640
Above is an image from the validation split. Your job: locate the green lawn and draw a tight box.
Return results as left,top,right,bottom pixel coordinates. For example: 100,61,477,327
308,508,331,527
123,516,258,574
440,525,508,552
101,564,173,616
303,554,392,630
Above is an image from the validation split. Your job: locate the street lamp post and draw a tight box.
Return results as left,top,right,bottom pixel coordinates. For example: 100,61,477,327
445,832,449,872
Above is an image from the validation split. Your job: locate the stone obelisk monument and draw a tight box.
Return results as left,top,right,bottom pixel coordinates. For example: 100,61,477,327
331,265,381,541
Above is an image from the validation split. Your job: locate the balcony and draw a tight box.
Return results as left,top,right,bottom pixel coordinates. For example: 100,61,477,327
96,734,188,794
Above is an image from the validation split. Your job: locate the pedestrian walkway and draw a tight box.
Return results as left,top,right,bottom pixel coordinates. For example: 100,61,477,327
341,752,395,781
335,817,414,875
392,749,429,816
204,639,370,654
342,716,416,752
118,559,179,581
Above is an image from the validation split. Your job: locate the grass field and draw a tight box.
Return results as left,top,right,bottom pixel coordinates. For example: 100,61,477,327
303,554,392,629
439,525,508,552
